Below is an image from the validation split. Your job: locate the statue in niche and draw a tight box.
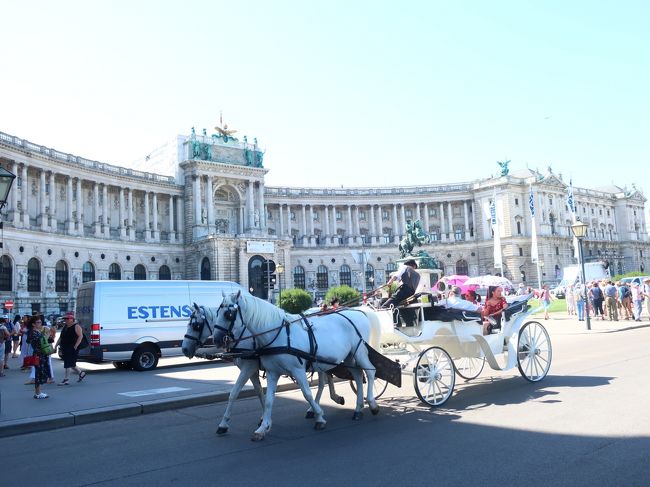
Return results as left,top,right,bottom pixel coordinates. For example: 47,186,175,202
73,273,80,288
18,270,26,288
254,209,260,228
201,208,207,224
46,272,54,289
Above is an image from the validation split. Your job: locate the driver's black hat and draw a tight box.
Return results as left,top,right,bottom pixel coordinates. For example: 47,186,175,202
404,259,418,268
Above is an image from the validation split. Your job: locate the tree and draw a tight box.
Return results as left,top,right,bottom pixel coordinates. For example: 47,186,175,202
325,285,361,306
278,289,313,313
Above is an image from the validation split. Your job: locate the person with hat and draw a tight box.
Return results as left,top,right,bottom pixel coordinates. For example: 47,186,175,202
631,282,644,322
54,311,87,385
381,259,421,309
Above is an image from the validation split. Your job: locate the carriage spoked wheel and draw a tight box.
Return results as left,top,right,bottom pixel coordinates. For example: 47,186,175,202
349,375,389,400
517,321,552,382
413,346,455,407
454,356,486,381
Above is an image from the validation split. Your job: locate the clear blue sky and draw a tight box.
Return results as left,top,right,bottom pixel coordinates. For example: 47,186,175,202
1,0,648,199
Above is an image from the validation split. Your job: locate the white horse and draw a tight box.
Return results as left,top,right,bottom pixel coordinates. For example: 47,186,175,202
181,303,345,436
213,290,379,441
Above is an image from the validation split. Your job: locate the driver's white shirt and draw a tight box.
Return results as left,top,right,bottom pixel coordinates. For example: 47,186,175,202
446,295,481,312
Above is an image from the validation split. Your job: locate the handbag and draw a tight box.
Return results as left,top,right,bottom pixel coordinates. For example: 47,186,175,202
25,355,40,367
77,332,90,350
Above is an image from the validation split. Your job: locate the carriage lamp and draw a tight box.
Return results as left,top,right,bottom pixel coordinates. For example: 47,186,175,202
571,220,591,330
276,264,284,305
0,166,16,211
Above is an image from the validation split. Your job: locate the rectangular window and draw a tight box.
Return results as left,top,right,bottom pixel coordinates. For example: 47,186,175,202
429,208,437,217
591,208,594,214
313,211,319,221
515,198,519,206
382,210,389,220
267,211,273,220
290,211,296,221
549,197,553,205
517,221,521,235
607,210,610,217
405,209,412,219
599,209,602,215
519,247,523,256
454,229,463,240
555,246,559,255
336,211,342,221
358,211,366,220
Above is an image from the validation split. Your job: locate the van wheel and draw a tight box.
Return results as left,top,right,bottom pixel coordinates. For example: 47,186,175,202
131,345,159,371
112,361,132,370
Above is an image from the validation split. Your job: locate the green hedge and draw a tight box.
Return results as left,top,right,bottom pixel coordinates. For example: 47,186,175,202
278,289,313,313
325,285,361,307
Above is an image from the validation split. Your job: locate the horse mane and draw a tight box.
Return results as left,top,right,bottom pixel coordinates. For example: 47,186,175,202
238,293,287,328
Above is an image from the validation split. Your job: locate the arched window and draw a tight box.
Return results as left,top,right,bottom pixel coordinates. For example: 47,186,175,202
134,264,147,280
159,265,171,280
108,263,121,280
339,264,351,287
293,265,305,289
316,265,328,289
200,257,211,280
0,255,12,291
55,260,69,292
28,258,41,292
365,264,375,290
455,259,468,275
82,262,95,283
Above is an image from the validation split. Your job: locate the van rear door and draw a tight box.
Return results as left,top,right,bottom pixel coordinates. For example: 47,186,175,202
75,282,102,362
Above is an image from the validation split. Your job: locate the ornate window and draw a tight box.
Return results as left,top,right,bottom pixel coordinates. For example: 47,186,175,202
82,262,95,283
455,259,468,275
365,264,375,290
200,257,211,280
134,264,147,280
339,264,351,287
28,258,41,292
0,255,12,291
108,263,121,280
293,266,305,289
316,265,328,289
159,265,171,280
55,260,68,292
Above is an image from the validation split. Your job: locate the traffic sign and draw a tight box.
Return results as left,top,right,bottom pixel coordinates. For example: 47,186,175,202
4,300,14,310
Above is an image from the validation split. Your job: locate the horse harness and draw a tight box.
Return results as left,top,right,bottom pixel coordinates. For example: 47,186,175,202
218,298,368,372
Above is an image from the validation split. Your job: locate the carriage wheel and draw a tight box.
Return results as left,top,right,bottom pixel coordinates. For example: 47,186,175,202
413,346,455,407
454,356,486,381
349,376,389,400
517,321,552,382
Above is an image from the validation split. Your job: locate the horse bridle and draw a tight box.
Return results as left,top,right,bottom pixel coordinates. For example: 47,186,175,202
183,306,215,345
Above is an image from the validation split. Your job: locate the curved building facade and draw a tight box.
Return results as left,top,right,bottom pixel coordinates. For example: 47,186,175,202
0,129,647,316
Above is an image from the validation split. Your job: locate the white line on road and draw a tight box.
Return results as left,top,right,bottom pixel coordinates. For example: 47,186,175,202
118,387,191,397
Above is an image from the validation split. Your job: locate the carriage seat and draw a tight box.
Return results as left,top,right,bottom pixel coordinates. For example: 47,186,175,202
424,305,482,323
503,296,530,321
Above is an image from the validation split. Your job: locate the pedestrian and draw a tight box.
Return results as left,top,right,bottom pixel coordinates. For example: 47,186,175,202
0,317,10,376
603,281,619,321
631,282,644,322
28,316,52,399
575,284,586,321
643,278,650,319
540,284,553,320
11,314,21,357
54,311,87,385
1,315,11,371
19,314,33,370
566,284,576,315
590,282,605,320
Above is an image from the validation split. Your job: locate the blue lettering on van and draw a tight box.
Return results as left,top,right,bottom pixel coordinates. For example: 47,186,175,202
126,305,193,320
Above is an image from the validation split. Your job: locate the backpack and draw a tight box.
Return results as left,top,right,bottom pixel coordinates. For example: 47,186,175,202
622,286,631,298
39,334,54,355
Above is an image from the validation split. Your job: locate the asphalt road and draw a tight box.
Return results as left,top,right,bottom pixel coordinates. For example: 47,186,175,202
4,318,650,486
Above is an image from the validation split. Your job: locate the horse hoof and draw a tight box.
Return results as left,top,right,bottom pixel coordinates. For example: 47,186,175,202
337,397,345,406
216,427,229,435
352,411,363,421
251,433,265,442
314,422,327,431
370,406,380,416
305,410,315,419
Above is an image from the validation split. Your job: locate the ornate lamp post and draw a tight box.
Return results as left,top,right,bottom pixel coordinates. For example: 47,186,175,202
276,264,284,305
571,220,591,330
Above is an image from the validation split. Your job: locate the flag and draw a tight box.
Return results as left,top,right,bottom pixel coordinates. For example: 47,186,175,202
529,185,539,263
491,189,503,269
567,179,580,260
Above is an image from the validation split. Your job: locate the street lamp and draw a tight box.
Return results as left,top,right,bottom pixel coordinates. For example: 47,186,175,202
276,264,284,305
571,220,591,330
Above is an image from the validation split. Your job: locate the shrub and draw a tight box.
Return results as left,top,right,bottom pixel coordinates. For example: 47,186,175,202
325,285,361,306
611,271,646,282
278,289,313,313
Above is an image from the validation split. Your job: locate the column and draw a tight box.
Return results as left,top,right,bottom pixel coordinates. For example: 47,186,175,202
286,204,292,238
439,202,445,241
376,205,383,240
144,192,151,241
10,162,18,225
176,195,184,239
66,177,73,234
369,204,376,244
94,183,101,237
76,178,82,235
102,184,109,238
239,206,244,234
21,165,28,227
354,206,361,243
128,188,135,240
279,204,284,236
301,204,307,236
447,201,453,241
49,172,57,230
392,204,399,243
206,177,214,234
152,192,159,240
245,180,254,230
193,175,202,228
324,205,330,239
463,200,470,239
40,170,47,231
309,205,314,236
331,205,337,242
424,203,430,233
168,196,175,242
400,205,406,235
415,203,421,222
347,205,353,238
257,181,265,230
118,188,126,238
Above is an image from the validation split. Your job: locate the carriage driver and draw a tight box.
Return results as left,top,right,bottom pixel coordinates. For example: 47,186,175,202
381,259,421,308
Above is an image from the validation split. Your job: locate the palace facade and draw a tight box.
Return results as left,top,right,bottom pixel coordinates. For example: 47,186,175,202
0,129,648,316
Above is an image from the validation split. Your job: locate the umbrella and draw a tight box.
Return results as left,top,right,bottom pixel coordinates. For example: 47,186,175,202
442,275,470,285
463,275,514,289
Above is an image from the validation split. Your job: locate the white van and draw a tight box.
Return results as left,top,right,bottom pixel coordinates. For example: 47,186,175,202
75,280,244,371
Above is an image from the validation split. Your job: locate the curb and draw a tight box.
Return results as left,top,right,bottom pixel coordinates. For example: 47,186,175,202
0,378,317,438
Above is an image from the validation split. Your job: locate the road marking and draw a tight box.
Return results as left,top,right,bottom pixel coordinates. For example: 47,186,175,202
118,387,191,397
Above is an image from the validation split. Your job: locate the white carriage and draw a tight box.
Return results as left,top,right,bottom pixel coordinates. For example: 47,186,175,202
358,294,552,406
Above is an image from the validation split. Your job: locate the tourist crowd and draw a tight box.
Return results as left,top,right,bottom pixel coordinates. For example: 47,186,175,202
564,278,650,322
